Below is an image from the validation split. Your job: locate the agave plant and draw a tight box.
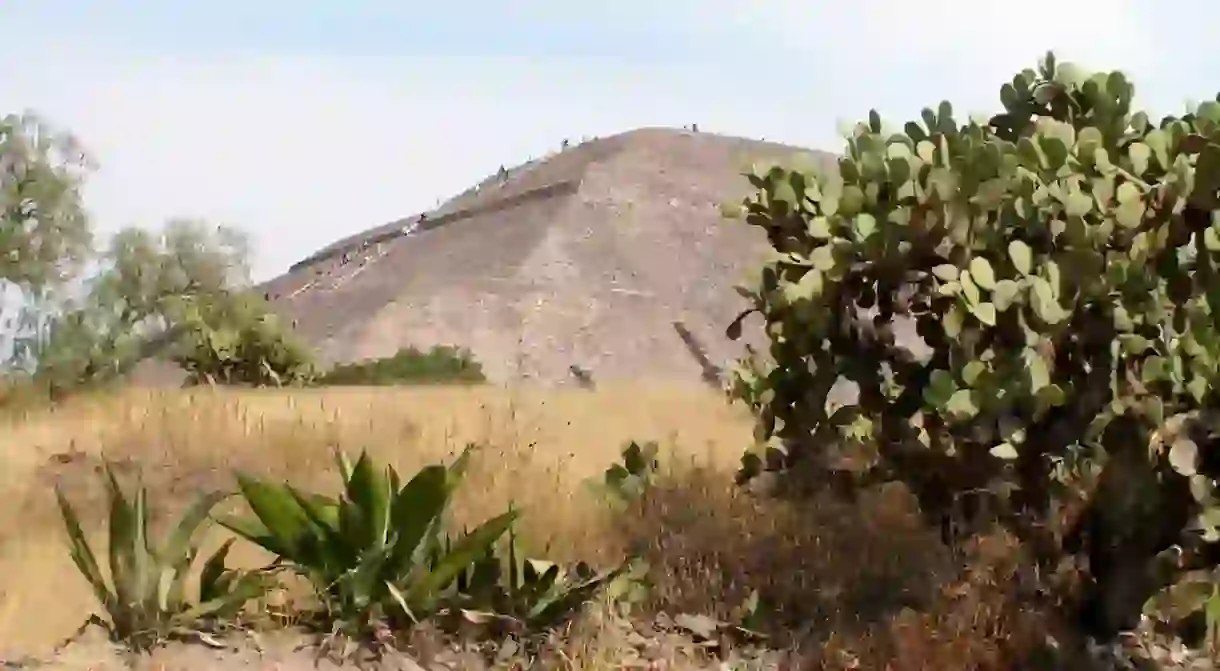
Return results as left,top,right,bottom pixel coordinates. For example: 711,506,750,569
55,465,267,649
454,526,632,628
216,445,518,634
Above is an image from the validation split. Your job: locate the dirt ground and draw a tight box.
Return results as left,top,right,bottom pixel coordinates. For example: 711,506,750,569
15,614,794,670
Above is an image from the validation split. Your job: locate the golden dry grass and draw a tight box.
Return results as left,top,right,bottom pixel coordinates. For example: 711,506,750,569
0,381,1072,669
0,382,757,655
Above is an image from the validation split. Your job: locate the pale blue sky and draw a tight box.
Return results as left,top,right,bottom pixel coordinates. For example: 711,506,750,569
0,0,1212,281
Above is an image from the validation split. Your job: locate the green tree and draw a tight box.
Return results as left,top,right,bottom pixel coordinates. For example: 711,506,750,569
0,112,93,294
0,110,303,397
8,219,262,395
727,53,1220,641
90,218,252,334
11,294,143,397
0,112,97,397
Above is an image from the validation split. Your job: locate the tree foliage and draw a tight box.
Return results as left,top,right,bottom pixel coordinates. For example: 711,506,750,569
5,218,269,396
0,112,93,294
93,219,251,326
726,53,1220,640
0,110,306,397
11,294,146,398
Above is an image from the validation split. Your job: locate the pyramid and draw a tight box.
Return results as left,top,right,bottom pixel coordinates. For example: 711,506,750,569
245,127,839,386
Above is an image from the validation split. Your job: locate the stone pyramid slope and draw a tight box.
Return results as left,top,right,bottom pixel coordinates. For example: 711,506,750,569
165,127,831,387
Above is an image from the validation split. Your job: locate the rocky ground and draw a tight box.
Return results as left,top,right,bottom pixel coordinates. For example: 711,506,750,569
7,614,1218,670
2,611,795,671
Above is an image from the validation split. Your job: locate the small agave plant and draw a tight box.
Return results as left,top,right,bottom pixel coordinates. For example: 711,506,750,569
55,465,268,650
452,525,633,629
216,445,518,636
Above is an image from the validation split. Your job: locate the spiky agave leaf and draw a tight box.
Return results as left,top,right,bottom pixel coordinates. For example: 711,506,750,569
221,447,521,631
160,490,231,613
56,464,261,647
217,474,322,562
179,537,268,623
55,485,116,619
398,510,519,614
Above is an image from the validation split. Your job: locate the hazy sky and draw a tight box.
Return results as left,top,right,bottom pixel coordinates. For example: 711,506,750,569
0,1,1212,281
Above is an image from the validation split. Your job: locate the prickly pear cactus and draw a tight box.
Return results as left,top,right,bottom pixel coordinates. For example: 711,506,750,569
726,52,1220,639
602,440,659,502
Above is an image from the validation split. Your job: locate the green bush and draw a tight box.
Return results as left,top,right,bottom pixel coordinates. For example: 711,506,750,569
726,52,1220,642
316,345,485,386
169,292,317,387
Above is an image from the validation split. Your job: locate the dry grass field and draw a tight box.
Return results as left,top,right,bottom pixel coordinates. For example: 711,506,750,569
0,383,729,644
0,381,1053,669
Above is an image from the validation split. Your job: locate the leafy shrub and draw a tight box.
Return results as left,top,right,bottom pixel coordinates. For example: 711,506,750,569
726,51,1220,641
169,292,317,387
581,441,661,517
55,464,268,649
216,446,519,636
316,345,485,386
596,441,660,508
10,298,165,402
